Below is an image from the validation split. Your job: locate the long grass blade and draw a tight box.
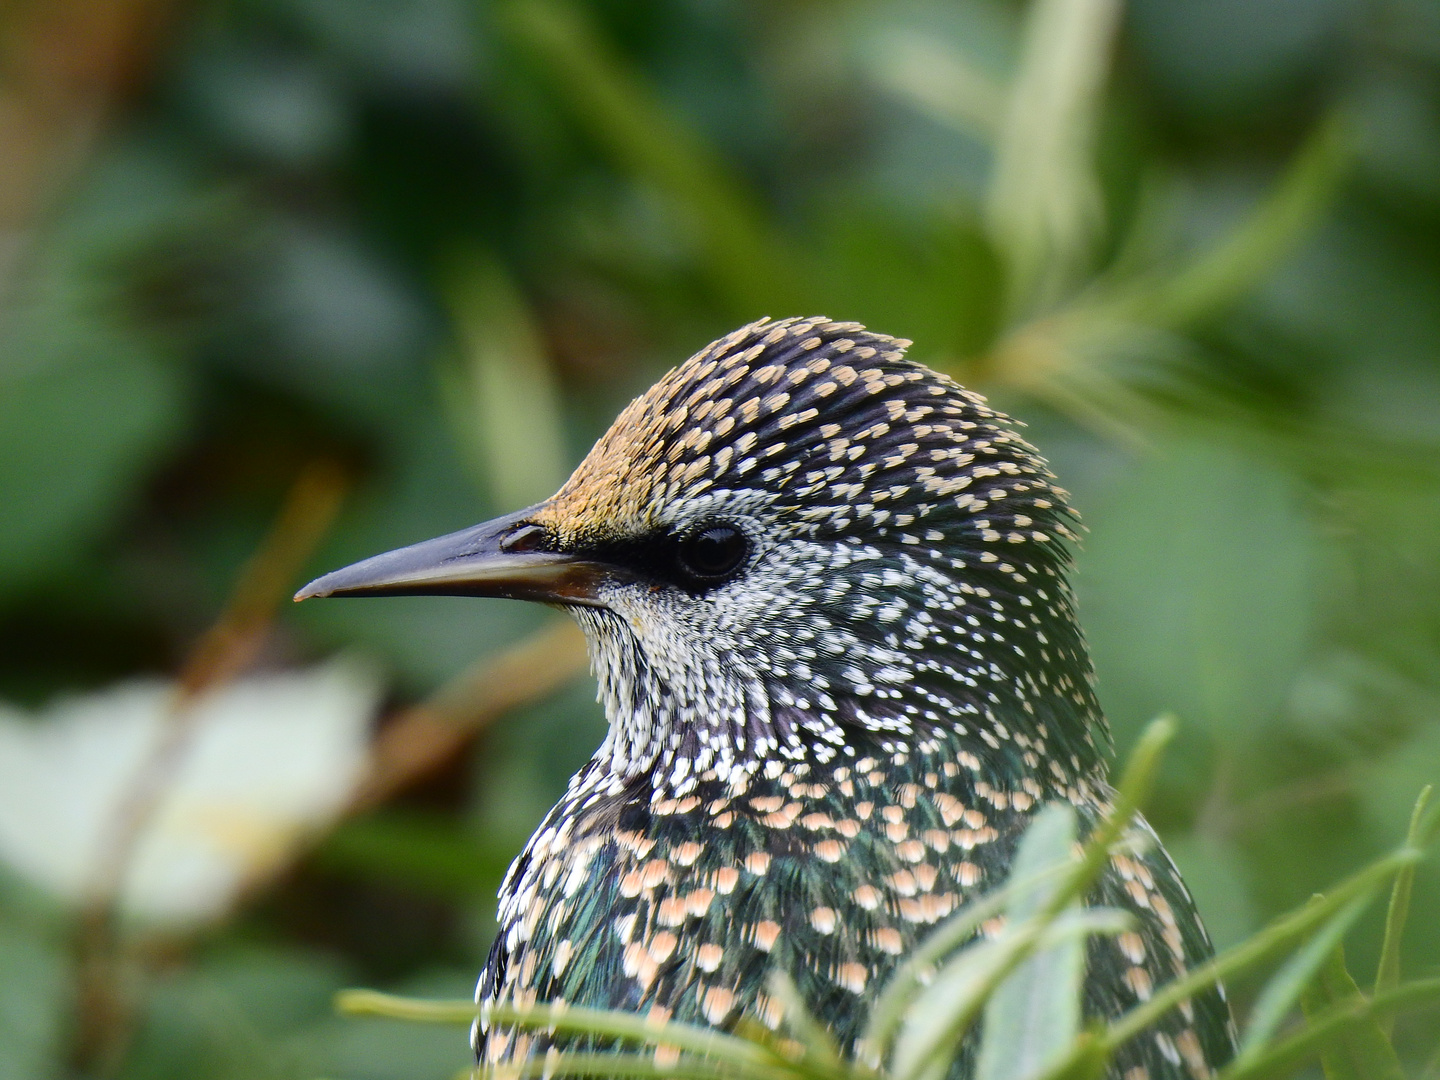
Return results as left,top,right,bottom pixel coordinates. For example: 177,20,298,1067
1219,978,1440,1080
1373,785,1432,1014
338,992,783,1074
1238,894,1372,1058
1139,113,1350,328
867,30,1005,142
1102,846,1423,1055
986,0,1123,318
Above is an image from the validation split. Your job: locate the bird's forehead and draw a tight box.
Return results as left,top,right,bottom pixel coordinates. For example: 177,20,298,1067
530,316,1040,544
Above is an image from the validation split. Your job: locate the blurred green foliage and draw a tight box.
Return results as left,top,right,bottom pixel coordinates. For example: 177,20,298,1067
1,0,1439,1077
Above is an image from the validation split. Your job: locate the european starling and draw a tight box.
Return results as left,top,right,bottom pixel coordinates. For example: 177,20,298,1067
299,318,1235,1079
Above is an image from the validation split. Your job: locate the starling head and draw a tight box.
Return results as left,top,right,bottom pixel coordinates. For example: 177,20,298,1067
300,317,1102,794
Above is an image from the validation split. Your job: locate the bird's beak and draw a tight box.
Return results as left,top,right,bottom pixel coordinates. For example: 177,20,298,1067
294,506,613,607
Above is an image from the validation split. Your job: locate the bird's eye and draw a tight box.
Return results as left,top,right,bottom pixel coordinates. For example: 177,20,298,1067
677,523,748,583
500,523,549,554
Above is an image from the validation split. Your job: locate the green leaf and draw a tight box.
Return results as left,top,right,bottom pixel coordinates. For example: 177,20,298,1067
860,860,1069,1057
1299,943,1404,1080
975,805,1085,1080
1238,894,1372,1058
1219,978,1440,1080
985,0,1123,317
440,255,569,512
891,908,1128,1080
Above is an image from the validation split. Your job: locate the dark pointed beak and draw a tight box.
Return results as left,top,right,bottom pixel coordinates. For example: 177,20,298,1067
294,506,615,607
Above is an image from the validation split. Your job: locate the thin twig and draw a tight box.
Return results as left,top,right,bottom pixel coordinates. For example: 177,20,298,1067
69,461,347,1074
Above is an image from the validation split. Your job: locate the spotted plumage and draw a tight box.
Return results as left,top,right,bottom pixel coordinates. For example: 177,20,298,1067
300,317,1235,1079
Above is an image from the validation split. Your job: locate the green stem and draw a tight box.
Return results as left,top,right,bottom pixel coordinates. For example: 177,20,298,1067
1373,786,1432,1016
1219,978,1440,1080
1139,113,1350,328
1101,847,1422,1053
337,993,785,1075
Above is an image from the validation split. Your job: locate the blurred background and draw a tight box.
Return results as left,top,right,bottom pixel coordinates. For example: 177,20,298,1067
1,0,1438,1076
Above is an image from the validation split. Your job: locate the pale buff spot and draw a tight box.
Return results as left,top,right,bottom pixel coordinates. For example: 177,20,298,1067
887,870,918,896
639,859,668,889
1155,1032,1182,1067
552,939,573,978
836,963,868,993
920,894,955,922
810,907,837,934
686,889,715,917
1118,931,1147,965
896,839,926,863
885,820,909,843
871,927,904,955
1125,965,1153,1000
1176,1029,1210,1079
649,931,679,963
935,794,965,826
854,801,874,820
955,862,981,887
1153,892,1177,926
696,944,723,972
756,993,784,1030
914,864,938,891
623,942,659,989
923,829,951,852
702,986,735,1024
672,842,702,867
853,885,882,910
657,897,687,926
715,867,739,894
814,839,845,863
752,921,782,952
881,805,904,824
836,819,861,838
745,852,771,875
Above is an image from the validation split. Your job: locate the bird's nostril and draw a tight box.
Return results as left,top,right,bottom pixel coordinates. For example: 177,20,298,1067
500,523,548,554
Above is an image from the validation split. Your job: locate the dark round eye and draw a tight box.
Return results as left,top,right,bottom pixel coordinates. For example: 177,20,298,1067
500,523,548,554
677,523,748,583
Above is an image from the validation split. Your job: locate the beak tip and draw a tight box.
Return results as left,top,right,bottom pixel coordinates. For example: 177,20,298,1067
293,578,328,602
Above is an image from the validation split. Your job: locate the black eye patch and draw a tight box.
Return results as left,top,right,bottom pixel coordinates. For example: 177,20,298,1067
580,520,752,594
